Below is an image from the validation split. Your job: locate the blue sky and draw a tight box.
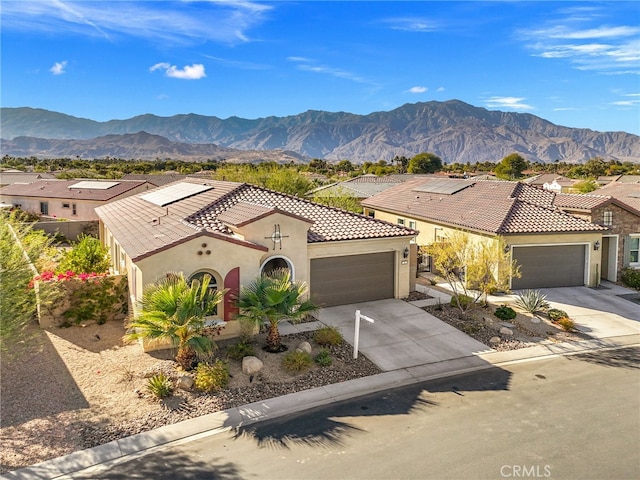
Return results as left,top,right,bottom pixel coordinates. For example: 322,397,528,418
2,1,639,135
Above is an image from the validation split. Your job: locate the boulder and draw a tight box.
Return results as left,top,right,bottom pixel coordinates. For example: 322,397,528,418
242,356,264,375
296,341,312,354
499,327,514,336
530,317,541,324
489,336,501,344
177,375,194,391
483,317,494,325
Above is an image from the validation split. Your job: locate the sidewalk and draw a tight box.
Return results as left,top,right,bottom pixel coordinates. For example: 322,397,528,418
3,290,639,479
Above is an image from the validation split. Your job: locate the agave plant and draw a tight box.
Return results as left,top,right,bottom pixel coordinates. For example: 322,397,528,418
514,289,550,314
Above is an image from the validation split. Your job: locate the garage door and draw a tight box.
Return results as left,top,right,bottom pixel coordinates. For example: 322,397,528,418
310,252,395,307
512,245,586,289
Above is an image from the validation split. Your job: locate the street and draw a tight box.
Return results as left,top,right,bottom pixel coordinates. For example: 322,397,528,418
66,347,640,480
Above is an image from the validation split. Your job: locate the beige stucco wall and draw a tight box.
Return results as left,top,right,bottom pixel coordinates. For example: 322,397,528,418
1,184,150,221
367,207,602,287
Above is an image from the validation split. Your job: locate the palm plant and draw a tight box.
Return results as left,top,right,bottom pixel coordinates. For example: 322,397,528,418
235,269,318,353
126,272,224,370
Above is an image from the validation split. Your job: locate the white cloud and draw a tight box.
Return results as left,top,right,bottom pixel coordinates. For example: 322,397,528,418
408,86,427,94
381,17,440,32
287,57,369,84
519,8,640,75
1,0,271,46
50,60,67,75
484,96,534,110
437,87,445,92
150,63,206,80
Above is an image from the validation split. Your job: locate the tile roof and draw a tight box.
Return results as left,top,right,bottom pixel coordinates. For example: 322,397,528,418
0,179,149,201
362,178,606,235
96,179,416,261
593,182,640,215
553,193,610,211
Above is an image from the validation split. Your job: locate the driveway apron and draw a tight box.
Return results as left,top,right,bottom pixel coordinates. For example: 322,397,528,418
316,299,491,372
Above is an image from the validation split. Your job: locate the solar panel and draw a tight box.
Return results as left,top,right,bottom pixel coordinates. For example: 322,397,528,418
141,182,214,207
70,181,120,190
412,179,473,195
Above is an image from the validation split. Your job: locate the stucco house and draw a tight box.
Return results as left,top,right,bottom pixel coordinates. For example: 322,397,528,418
0,179,152,221
95,178,416,340
361,178,607,290
522,174,578,193
554,182,640,281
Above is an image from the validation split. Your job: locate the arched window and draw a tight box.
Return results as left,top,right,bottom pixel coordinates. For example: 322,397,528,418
189,271,221,317
261,256,294,279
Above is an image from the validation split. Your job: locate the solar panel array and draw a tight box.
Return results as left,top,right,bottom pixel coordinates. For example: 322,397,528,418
69,181,120,190
140,182,214,207
412,179,474,195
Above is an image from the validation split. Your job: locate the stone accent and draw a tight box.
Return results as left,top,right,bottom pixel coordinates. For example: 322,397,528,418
177,375,194,391
499,327,514,336
242,356,264,375
489,336,501,344
296,341,312,354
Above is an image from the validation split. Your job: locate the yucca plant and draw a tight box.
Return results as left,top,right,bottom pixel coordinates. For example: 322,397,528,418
147,373,173,398
514,289,550,314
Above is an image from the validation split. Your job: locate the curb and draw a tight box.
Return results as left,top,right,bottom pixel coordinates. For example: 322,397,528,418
2,333,638,480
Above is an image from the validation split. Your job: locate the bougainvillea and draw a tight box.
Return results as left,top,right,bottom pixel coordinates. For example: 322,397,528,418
29,270,106,289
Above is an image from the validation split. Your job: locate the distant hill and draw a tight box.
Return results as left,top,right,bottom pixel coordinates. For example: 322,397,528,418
1,100,638,163
0,131,308,163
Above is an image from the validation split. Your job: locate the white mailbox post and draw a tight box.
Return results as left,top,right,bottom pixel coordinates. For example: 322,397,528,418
353,309,374,359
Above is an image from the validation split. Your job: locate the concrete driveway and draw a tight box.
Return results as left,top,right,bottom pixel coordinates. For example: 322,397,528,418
316,299,491,372
529,282,640,339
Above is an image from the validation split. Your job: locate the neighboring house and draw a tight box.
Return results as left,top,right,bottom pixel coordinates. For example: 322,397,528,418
362,178,607,290
555,182,640,281
522,174,578,193
95,178,416,339
121,172,215,187
0,179,152,221
0,170,56,186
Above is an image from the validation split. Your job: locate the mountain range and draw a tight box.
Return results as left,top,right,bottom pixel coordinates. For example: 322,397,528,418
1,100,638,164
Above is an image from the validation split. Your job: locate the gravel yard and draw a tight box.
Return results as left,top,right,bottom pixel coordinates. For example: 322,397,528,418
0,292,591,474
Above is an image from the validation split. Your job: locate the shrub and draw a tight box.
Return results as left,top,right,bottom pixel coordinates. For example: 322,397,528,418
147,373,173,398
450,294,473,310
548,308,569,322
494,305,516,321
314,326,343,346
226,340,255,360
514,289,550,314
282,351,313,373
315,348,333,367
556,317,576,332
194,360,230,392
621,268,640,291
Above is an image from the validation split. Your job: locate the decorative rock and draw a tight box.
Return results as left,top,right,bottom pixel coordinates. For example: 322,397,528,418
500,322,515,328
530,317,541,324
489,336,502,344
483,317,494,325
177,375,194,391
242,356,264,376
499,327,514,336
296,341,312,354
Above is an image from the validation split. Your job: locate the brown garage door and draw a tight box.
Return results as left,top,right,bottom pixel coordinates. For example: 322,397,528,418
310,252,395,307
512,245,586,289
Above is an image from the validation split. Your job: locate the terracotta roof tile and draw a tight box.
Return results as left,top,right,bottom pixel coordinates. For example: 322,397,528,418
362,178,606,235
96,179,415,261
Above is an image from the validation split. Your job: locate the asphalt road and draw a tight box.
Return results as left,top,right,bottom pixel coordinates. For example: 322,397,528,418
66,347,640,480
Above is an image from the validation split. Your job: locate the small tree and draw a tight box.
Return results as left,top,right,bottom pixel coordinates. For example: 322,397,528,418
235,269,318,352
313,186,362,213
125,272,224,369
495,153,527,180
427,231,520,314
407,152,443,174
0,215,54,351
57,233,110,274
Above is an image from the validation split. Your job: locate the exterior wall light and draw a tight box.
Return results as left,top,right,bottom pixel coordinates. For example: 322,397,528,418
594,241,600,251
403,247,409,259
